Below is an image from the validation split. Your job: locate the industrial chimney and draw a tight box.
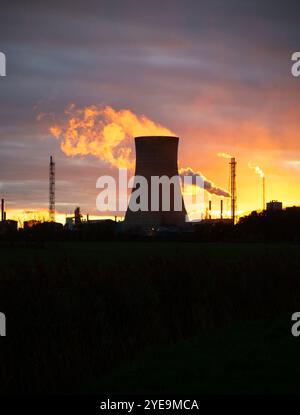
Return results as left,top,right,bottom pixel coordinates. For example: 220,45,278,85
1,198,4,222
208,200,212,219
230,157,237,224
125,136,187,228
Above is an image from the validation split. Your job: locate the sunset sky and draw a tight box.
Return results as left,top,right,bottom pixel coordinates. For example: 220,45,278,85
1,1,300,223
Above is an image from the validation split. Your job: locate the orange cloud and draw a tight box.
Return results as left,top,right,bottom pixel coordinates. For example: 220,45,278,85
50,105,175,169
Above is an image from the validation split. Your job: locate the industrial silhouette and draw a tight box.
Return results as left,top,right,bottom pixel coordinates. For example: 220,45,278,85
230,157,237,224
49,156,55,222
125,136,187,229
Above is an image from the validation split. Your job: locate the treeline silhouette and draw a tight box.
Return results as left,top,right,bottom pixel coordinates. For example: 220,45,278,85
237,206,300,242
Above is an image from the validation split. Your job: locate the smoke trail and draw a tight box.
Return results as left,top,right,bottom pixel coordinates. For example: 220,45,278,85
218,152,233,159
179,167,230,197
49,104,175,169
248,162,264,178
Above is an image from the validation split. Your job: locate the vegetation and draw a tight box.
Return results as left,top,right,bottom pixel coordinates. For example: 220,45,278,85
0,241,299,394
93,318,299,394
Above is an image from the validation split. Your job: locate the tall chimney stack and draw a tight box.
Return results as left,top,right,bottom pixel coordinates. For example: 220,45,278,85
208,200,212,219
220,199,223,219
1,198,4,222
230,157,237,224
262,176,265,211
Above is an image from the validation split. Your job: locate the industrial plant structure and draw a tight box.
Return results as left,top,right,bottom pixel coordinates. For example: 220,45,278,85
263,176,266,211
267,200,283,212
49,156,55,222
230,157,237,224
0,198,17,234
125,136,187,229
1,198,5,221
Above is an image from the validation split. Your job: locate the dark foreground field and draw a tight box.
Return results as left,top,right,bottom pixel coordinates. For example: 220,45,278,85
0,241,300,394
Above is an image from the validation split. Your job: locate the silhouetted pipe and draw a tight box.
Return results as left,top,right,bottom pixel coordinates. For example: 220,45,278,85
263,176,265,211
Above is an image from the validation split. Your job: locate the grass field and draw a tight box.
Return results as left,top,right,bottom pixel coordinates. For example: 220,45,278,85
1,240,299,266
0,241,300,394
92,317,299,394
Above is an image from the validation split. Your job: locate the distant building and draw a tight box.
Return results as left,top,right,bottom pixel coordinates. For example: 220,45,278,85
83,219,109,225
65,217,74,230
36,221,63,232
198,218,233,225
74,207,82,226
0,219,18,234
24,220,41,229
266,200,283,212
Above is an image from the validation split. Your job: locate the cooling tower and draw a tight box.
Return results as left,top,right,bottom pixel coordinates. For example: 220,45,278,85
125,136,187,228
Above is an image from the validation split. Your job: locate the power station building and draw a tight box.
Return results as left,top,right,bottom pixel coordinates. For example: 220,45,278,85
266,200,283,212
125,136,187,229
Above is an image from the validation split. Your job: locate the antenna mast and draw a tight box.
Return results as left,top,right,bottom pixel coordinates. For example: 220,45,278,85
49,156,55,222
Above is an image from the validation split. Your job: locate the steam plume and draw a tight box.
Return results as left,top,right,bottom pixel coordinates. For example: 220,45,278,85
218,152,233,159
248,162,264,178
49,105,175,169
180,167,230,197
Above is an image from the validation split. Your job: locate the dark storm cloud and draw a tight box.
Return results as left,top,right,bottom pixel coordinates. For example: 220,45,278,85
0,0,299,213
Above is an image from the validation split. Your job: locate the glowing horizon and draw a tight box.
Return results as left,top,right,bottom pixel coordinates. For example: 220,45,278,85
1,3,299,217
